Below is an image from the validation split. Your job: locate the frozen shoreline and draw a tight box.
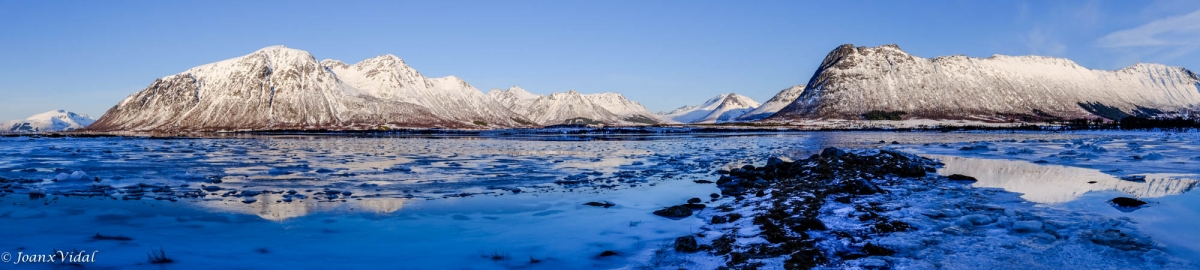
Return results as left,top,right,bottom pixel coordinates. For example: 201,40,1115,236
1,132,1198,269
673,148,1193,269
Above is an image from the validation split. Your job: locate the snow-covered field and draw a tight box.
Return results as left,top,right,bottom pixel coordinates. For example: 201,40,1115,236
0,131,1197,268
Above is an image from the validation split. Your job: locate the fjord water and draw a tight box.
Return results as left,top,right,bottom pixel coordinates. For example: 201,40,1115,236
1,131,1198,268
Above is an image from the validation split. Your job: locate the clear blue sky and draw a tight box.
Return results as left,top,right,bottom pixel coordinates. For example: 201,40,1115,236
2,0,1199,121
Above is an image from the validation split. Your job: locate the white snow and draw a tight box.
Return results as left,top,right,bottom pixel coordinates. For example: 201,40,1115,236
1,109,95,133
771,44,1200,121
659,93,760,124
487,88,661,125
91,46,531,131
736,85,804,121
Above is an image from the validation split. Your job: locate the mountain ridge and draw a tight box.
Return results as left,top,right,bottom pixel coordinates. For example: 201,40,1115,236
767,44,1200,122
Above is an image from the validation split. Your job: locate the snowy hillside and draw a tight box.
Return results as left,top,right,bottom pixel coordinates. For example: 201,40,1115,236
486,86,540,113
1,110,95,133
488,88,661,125
768,44,1200,122
581,93,662,124
736,85,803,121
89,46,531,132
323,55,529,126
660,93,760,124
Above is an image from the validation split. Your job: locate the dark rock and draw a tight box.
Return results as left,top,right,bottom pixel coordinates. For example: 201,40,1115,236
653,205,694,219
709,193,721,199
767,157,793,167
683,203,706,210
687,197,702,204
674,236,699,253
841,178,883,195
712,215,728,224
874,220,913,233
598,250,618,257
693,179,714,184
794,217,827,231
947,174,978,181
711,235,735,255
715,176,734,186
862,243,894,256
728,213,742,222
1110,197,1147,208
583,201,616,208
202,186,221,192
820,147,846,158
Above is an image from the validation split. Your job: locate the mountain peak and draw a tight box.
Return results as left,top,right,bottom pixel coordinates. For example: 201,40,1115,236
769,43,1200,121
661,93,759,124
3,109,95,133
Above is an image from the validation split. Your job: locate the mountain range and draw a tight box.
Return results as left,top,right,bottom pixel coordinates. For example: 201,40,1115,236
767,44,1200,122
486,87,661,125
74,44,1200,132
660,93,761,124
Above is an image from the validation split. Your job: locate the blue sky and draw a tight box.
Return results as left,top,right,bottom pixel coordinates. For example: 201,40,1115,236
2,0,1199,121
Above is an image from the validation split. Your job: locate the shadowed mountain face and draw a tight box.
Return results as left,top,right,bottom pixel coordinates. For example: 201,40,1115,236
89,46,529,132
768,44,1200,122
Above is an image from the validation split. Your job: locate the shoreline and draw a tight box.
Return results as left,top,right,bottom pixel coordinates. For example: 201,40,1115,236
665,147,1193,269
4,124,1196,139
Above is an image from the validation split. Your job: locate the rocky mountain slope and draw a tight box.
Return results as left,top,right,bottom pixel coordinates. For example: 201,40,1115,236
89,46,530,132
2,110,95,133
767,44,1200,122
661,93,760,124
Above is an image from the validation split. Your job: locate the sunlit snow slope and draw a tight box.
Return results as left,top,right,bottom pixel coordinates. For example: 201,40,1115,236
2,110,95,133
488,87,660,125
90,46,531,131
661,93,760,124
768,44,1200,121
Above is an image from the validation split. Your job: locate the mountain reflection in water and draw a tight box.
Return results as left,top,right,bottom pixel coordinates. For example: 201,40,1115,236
932,155,1199,204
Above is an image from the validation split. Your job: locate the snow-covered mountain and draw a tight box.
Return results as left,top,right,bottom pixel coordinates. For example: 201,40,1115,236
322,55,529,126
89,46,531,132
768,44,1200,122
581,93,662,124
736,85,803,121
1,110,95,133
660,93,760,124
486,86,541,114
487,88,661,125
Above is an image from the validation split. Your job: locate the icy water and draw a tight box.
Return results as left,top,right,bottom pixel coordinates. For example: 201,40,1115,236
0,131,1198,269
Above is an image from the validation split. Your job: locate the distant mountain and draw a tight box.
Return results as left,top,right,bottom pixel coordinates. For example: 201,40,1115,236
89,46,532,132
581,93,662,124
660,93,760,124
487,87,661,125
322,55,529,126
2,110,95,133
767,44,1200,122
736,85,802,121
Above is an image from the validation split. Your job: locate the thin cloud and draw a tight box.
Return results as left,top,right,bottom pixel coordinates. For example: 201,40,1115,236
1098,9,1200,47
1022,27,1068,55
